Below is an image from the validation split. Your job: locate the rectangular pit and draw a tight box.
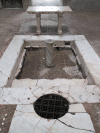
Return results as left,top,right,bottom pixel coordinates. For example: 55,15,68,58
16,47,83,79
0,35,100,88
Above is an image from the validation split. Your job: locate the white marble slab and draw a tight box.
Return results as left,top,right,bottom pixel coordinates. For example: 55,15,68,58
12,35,79,43
0,39,24,77
12,79,87,88
12,79,37,88
75,39,100,86
69,104,86,113
62,85,100,103
59,113,95,132
25,35,75,43
9,105,94,133
0,87,37,104
0,72,8,88
0,85,100,104
27,6,72,14
74,35,86,41
0,38,24,87
25,41,65,48
9,105,41,133
13,35,86,43
49,120,94,133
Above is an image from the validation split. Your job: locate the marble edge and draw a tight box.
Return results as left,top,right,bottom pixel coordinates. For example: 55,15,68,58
0,37,25,87
11,35,86,42
75,39,100,86
73,35,86,41
0,35,92,88
27,6,72,13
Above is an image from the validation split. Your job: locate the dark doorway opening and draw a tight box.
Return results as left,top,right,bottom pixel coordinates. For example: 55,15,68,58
1,0,23,8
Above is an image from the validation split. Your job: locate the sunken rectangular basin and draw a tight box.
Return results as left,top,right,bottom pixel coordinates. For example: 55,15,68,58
0,35,100,88
16,47,83,79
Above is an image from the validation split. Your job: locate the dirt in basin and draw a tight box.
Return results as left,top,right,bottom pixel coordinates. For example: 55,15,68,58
16,47,84,79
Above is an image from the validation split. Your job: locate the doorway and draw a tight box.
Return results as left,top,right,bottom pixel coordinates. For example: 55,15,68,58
1,0,23,8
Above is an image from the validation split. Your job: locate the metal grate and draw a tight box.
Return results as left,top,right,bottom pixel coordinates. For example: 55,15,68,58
34,94,69,119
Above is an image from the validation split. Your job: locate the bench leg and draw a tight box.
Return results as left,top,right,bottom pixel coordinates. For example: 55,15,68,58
36,13,41,34
58,13,63,35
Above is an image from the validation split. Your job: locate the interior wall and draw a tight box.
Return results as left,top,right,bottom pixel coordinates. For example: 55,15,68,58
0,0,100,10
22,0,100,10
63,0,100,10
22,0,30,9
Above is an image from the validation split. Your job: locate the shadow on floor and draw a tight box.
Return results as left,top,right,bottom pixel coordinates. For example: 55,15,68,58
18,25,70,35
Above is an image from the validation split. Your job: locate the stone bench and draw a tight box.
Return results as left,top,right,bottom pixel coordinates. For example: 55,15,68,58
27,6,72,34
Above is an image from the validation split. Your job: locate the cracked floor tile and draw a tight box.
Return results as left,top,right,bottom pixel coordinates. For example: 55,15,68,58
9,104,95,133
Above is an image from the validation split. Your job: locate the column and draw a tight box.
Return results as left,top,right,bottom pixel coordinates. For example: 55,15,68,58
45,39,55,67
58,13,63,35
36,13,41,34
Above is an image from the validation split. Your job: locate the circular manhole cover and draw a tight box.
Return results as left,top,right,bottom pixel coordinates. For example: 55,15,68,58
34,94,69,119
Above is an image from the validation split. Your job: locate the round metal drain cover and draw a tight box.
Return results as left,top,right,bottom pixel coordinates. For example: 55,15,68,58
34,94,69,119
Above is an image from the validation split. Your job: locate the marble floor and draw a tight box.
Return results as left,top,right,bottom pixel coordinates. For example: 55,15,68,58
0,9,100,133
1,35,100,133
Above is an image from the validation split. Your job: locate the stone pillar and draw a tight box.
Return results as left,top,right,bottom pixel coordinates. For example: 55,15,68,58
45,39,55,67
58,13,63,35
36,13,41,34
